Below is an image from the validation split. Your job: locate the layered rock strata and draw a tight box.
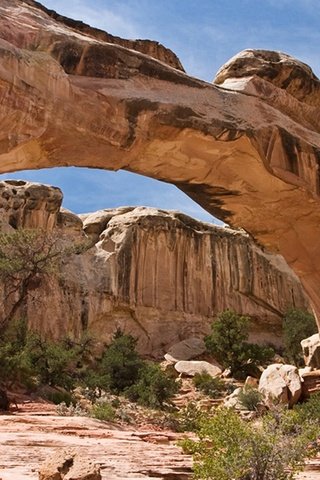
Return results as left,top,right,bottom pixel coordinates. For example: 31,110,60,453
0,180,309,356
0,1,319,321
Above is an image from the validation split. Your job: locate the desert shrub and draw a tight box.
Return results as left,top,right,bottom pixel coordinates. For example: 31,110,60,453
293,392,320,425
56,401,87,416
181,407,316,480
0,319,93,391
91,401,116,421
0,319,35,386
25,334,78,390
176,402,207,432
238,386,263,411
125,361,179,409
96,329,144,394
205,309,274,377
283,309,317,365
42,389,74,406
192,372,224,398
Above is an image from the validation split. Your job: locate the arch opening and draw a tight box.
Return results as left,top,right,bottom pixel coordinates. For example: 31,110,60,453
0,167,224,224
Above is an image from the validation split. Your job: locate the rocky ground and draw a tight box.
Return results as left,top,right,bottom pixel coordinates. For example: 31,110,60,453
0,393,320,479
0,399,192,480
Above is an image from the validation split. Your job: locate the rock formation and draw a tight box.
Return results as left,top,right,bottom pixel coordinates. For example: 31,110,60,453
258,363,302,407
39,448,102,480
0,180,310,356
0,1,320,320
0,410,193,479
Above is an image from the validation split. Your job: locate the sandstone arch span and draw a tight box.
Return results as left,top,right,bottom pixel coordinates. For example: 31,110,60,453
1,0,320,319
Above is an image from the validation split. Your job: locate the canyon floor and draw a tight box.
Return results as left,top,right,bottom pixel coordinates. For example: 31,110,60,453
0,398,320,480
0,399,193,480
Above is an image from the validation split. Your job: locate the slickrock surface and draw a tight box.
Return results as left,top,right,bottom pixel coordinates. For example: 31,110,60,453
0,180,309,355
0,400,318,480
0,410,192,479
0,1,320,319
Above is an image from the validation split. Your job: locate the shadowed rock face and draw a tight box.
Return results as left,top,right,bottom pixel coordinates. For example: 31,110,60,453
0,1,320,319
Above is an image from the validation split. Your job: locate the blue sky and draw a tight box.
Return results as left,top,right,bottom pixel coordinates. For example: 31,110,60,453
1,0,319,221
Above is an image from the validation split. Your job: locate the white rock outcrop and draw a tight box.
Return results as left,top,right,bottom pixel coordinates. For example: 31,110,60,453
259,364,302,407
174,360,222,378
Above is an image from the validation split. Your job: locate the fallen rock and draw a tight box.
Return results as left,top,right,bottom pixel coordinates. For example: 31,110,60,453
280,364,302,406
301,370,320,398
224,387,243,409
38,448,101,480
299,366,312,379
258,364,302,407
301,334,320,368
174,360,222,377
164,337,206,362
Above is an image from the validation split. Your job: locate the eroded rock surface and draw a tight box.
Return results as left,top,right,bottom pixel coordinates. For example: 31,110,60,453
0,412,192,480
174,360,222,378
39,448,101,480
0,181,310,356
258,363,302,407
164,338,206,363
301,334,320,368
0,1,320,319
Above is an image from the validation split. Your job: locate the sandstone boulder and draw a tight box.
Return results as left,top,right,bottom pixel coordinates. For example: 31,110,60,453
258,364,302,406
164,337,206,362
301,370,320,398
224,387,243,409
38,449,101,480
301,334,320,368
279,364,302,406
174,360,222,377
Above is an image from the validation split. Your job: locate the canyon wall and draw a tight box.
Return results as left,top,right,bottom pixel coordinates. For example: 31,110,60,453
0,180,309,356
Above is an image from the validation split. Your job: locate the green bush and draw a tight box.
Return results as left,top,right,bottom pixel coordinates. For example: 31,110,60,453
26,334,78,390
125,361,179,409
293,392,320,425
238,386,263,411
42,389,74,406
205,310,274,377
91,402,116,422
192,373,224,398
96,329,144,394
0,319,35,386
0,320,92,391
180,407,316,480
283,309,316,365
176,402,207,432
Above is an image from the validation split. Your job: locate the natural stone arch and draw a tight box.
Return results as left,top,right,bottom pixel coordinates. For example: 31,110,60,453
1,0,320,320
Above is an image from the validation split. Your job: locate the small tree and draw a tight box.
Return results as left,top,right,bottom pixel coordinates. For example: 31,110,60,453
0,229,82,332
205,310,274,376
192,372,224,398
283,308,317,365
125,361,179,409
97,329,144,394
